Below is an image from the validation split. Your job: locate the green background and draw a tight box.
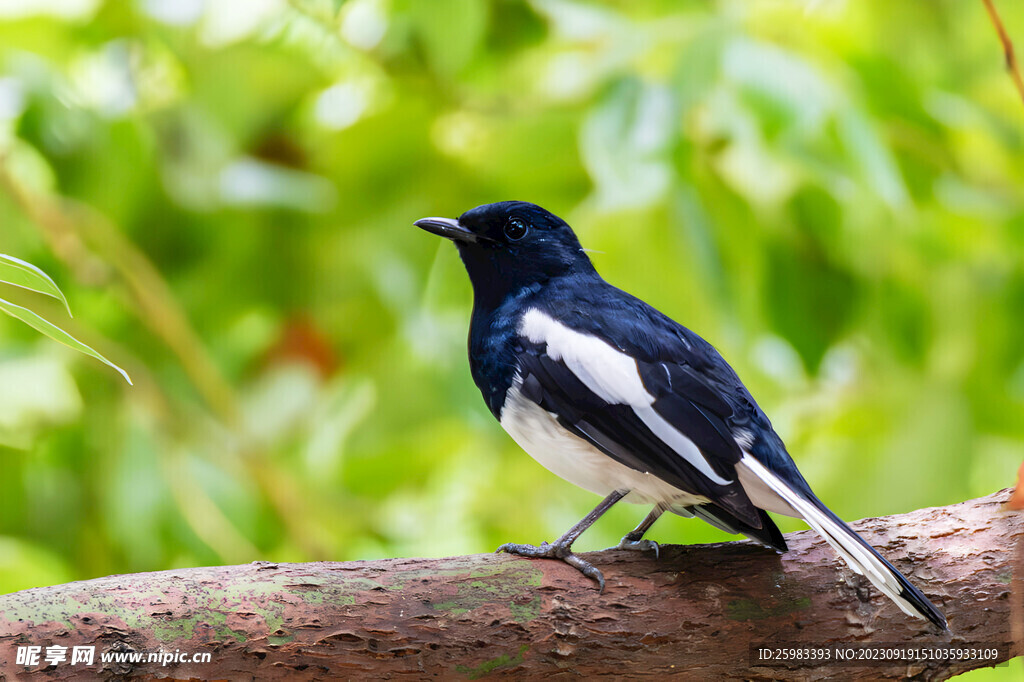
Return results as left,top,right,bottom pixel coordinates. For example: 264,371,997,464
0,1,1020,676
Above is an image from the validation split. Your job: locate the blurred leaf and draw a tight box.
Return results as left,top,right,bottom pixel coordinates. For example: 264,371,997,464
486,0,546,54
0,297,131,385
581,78,677,209
672,28,725,115
304,376,376,478
103,417,171,569
407,0,488,76
722,37,835,136
837,108,909,209
290,0,345,27
764,242,858,373
875,280,930,364
0,356,82,441
0,253,71,315
788,185,840,244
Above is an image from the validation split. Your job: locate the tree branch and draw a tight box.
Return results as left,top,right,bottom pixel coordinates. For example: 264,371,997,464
982,0,1024,108
1,490,1020,680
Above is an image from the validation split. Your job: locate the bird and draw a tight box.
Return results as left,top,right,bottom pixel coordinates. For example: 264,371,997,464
414,201,947,630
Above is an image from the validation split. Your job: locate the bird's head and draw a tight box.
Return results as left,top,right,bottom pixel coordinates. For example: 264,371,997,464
415,201,593,303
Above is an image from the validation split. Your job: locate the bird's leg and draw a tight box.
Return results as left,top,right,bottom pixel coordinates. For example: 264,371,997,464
612,505,664,558
497,489,627,592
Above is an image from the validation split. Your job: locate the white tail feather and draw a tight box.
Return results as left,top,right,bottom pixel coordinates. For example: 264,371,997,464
739,455,921,620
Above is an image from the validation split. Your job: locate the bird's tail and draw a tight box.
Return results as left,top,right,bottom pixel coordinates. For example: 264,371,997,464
740,456,948,631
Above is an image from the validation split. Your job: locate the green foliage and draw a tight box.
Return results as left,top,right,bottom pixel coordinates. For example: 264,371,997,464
0,3,1021,672
0,254,70,314
0,254,130,383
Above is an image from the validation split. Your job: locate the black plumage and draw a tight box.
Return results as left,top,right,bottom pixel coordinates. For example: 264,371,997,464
414,200,947,631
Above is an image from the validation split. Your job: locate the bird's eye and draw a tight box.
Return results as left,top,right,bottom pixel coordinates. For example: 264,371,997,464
504,218,528,241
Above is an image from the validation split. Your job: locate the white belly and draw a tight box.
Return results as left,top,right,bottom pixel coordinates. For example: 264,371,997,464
499,383,708,507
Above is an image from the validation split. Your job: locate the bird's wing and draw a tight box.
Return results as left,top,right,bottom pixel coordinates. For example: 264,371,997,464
514,306,764,528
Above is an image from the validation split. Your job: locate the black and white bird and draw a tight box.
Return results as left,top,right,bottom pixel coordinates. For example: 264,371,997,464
415,201,947,630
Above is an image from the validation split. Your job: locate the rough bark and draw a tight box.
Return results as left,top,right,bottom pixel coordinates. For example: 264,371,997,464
0,490,1020,681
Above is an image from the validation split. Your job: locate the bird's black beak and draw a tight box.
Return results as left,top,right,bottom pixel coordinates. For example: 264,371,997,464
414,217,482,244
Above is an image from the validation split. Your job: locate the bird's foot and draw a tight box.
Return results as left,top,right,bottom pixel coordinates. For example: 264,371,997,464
611,534,660,559
497,541,606,592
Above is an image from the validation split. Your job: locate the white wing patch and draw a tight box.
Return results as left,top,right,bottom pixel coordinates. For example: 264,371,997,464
520,308,650,405
518,308,732,486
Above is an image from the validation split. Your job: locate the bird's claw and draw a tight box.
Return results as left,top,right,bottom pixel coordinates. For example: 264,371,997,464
564,553,605,592
612,537,660,559
496,541,559,557
496,541,605,591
